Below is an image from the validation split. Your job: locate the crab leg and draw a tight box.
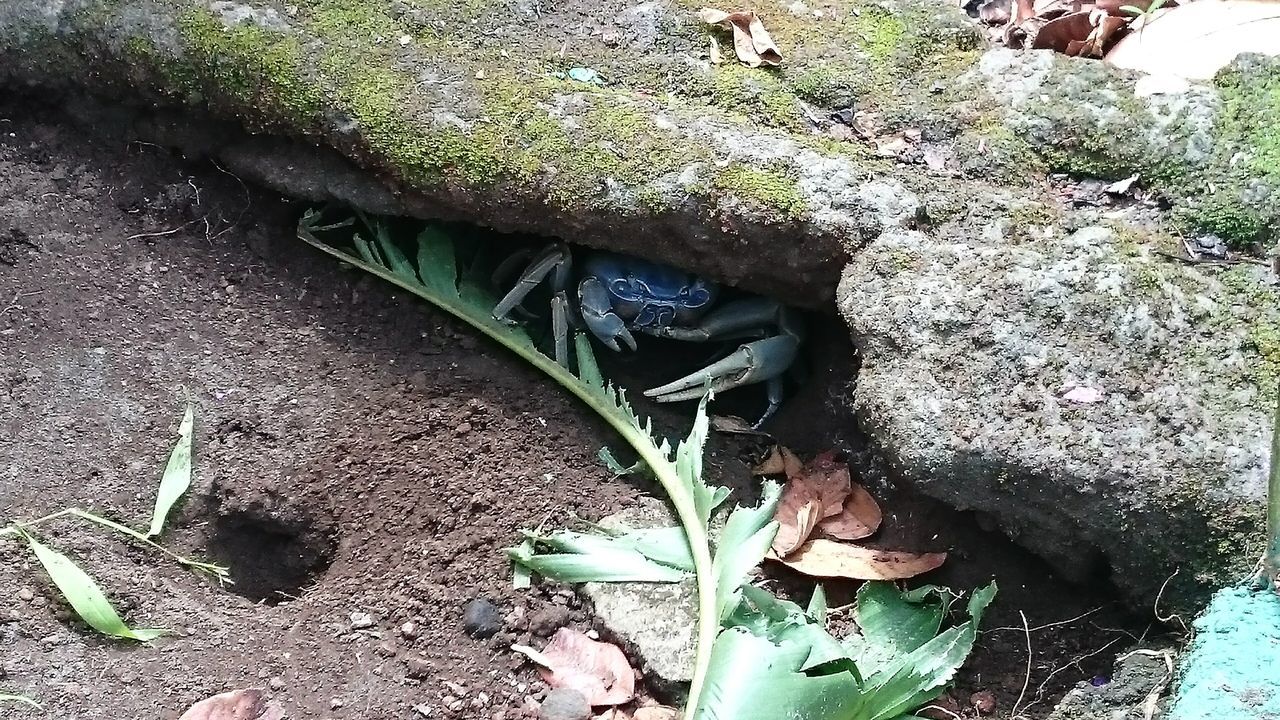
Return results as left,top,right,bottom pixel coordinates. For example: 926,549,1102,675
492,243,571,323
643,334,799,401
649,297,798,343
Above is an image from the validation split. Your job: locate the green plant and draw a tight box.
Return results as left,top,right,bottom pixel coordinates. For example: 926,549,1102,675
300,208,996,719
0,404,229,646
299,208,787,715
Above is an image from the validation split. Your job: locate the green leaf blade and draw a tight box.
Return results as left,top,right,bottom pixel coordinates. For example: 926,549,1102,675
19,529,166,642
147,404,194,538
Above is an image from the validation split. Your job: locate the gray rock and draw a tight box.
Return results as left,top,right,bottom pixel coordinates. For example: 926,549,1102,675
1048,648,1174,720
539,688,591,720
462,598,502,639
582,498,699,686
839,224,1280,609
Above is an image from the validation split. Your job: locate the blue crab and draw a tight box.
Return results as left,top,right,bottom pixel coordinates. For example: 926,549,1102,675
492,243,803,426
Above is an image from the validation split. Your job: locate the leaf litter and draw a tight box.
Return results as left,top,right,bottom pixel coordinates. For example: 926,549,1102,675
975,0,1280,73
513,628,637,706
757,449,943,580
177,689,284,720
698,8,783,67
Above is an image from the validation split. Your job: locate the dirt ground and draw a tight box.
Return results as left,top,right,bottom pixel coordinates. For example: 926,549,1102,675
0,96,1159,720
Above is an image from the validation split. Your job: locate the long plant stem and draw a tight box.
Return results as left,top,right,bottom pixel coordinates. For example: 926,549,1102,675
298,225,719,717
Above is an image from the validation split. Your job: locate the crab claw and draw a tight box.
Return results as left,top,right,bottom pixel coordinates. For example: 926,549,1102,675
579,276,637,352
643,334,798,403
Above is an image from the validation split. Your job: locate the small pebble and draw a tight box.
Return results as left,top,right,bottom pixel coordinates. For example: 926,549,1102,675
349,611,375,629
400,621,420,639
375,641,397,658
330,698,344,710
454,422,473,435
17,588,33,602
269,677,286,691
527,606,570,637
970,690,997,714
405,656,433,679
463,598,503,639
539,688,590,720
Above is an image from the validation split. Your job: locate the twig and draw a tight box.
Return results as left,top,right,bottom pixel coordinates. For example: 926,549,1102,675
990,606,1103,633
918,704,962,720
1031,636,1125,704
1152,568,1188,633
1009,610,1033,719
124,216,207,241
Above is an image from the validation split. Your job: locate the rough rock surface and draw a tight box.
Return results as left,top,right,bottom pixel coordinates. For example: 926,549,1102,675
2,0,1279,611
841,224,1280,604
1048,647,1174,720
582,499,698,688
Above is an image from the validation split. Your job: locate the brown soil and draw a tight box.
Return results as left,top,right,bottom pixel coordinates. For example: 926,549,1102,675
0,96,1156,720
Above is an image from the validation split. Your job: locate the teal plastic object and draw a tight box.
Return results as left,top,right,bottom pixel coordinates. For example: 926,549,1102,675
1170,390,1280,720
1168,585,1280,720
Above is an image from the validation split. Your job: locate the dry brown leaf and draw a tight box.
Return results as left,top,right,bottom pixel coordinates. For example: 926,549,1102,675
698,8,783,67
771,539,946,580
1106,0,1280,79
1031,10,1095,53
178,689,284,720
521,628,635,706
1078,13,1126,57
752,445,786,475
795,451,854,518
633,707,681,720
595,710,631,720
816,483,882,540
772,478,823,555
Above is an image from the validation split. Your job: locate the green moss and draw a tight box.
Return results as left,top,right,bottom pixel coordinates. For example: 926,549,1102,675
1178,194,1267,247
1216,67,1280,187
713,164,808,220
706,65,804,130
178,10,325,125
849,5,906,68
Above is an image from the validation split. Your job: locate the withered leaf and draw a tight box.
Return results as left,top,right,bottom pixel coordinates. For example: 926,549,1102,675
698,8,783,67
178,689,284,720
515,628,635,706
816,483,882,541
772,479,823,556
1106,0,1280,79
771,539,946,580
797,451,853,519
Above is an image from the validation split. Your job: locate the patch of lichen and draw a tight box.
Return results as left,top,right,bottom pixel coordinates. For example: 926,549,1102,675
1215,267,1280,401
712,164,808,221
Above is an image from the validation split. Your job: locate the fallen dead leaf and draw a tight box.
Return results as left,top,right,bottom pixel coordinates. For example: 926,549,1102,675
514,629,635,706
1031,11,1095,53
178,689,284,720
816,483,882,541
595,710,632,720
633,707,681,720
1106,0,1280,79
751,445,802,475
771,539,946,580
772,478,823,555
795,451,853,519
698,8,783,67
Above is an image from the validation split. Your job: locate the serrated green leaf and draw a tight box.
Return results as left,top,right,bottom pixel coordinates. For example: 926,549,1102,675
574,333,605,393
16,528,166,641
850,583,952,676
712,481,781,621
598,446,641,476
697,628,863,720
0,694,42,710
860,582,997,720
147,404,194,538
808,585,828,623
415,226,461,299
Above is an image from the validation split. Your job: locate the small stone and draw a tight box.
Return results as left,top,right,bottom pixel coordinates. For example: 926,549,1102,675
330,698,344,710
405,656,433,679
269,677,286,691
463,598,503,639
454,421,473,435
970,690,997,714
349,611,375,629
376,641,397,657
527,606,570,637
17,588,33,602
539,688,590,720
400,621,420,639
